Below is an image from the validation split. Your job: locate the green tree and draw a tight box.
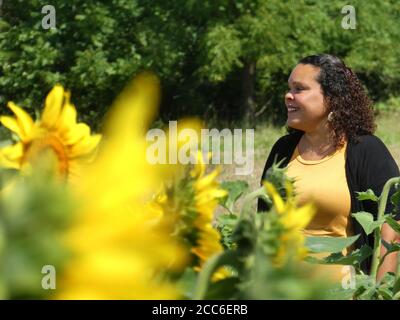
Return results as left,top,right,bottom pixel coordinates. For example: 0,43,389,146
0,0,145,129
1,1,400,127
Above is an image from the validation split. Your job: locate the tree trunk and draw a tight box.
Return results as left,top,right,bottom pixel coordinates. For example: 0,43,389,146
241,60,256,124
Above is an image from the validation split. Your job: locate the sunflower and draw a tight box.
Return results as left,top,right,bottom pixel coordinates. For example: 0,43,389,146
0,85,101,182
56,73,187,299
190,152,229,279
264,181,316,266
151,148,228,281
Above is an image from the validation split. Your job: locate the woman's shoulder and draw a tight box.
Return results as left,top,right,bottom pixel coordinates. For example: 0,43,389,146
348,135,399,195
348,134,397,165
349,134,388,152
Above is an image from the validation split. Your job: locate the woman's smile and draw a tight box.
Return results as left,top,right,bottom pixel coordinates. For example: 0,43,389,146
287,104,300,113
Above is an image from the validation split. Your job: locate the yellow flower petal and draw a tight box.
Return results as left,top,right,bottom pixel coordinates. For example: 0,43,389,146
57,99,78,132
41,85,64,128
284,180,294,198
1,142,24,160
194,168,220,191
0,116,24,139
69,134,102,158
7,102,34,140
208,188,228,198
264,181,285,214
62,123,91,146
0,143,24,169
285,203,315,229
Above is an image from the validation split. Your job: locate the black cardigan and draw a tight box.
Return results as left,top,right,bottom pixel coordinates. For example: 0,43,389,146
258,131,400,273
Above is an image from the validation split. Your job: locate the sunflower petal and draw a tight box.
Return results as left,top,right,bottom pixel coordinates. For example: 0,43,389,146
57,95,78,132
7,102,34,140
0,143,23,169
264,181,285,214
1,142,24,160
69,134,102,158
42,85,65,128
194,168,220,191
208,188,228,198
292,203,316,229
190,151,207,178
62,123,91,145
0,116,24,139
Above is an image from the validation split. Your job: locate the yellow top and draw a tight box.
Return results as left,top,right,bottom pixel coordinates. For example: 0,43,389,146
287,141,353,238
286,141,353,282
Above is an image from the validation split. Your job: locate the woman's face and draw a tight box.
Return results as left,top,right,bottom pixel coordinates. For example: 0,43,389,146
285,63,328,132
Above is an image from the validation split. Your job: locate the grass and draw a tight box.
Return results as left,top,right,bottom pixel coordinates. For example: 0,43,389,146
375,111,400,166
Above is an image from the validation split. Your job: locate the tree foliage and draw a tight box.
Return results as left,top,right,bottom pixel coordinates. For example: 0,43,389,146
1,0,400,127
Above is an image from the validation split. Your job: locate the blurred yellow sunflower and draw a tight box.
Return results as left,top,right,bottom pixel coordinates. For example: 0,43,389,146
56,73,187,299
190,152,229,280
151,147,228,281
0,85,101,182
264,181,316,266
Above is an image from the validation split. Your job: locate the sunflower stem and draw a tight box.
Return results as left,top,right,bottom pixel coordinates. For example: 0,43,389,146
241,186,269,217
396,251,400,282
370,177,400,281
193,250,236,300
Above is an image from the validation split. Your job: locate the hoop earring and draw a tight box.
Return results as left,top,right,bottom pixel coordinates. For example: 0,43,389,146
327,112,334,122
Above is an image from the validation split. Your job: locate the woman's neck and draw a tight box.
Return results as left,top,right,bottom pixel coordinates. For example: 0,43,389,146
303,130,333,151
299,125,337,160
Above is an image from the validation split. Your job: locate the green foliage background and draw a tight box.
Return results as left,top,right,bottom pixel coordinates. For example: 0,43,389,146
1,0,400,128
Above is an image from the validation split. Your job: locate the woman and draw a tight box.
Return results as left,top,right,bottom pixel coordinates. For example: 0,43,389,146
258,54,400,279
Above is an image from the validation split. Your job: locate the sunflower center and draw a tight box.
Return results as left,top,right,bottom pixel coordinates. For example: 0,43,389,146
24,133,69,178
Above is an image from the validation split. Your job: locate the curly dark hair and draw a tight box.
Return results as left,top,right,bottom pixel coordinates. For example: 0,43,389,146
296,54,376,148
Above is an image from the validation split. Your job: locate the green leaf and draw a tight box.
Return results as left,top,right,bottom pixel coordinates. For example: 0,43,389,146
331,274,371,300
353,275,376,300
75,14,86,21
394,291,400,300
217,214,238,250
305,245,372,267
193,250,240,300
385,216,400,234
357,284,377,300
204,277,240,299
377,287,393,300
219,180,249,211
378,278,397,301
356,189,379,202
391,190,400,207
352,212,386,236
176,267,198,299
382,241,400,254
378,272,396,287
305,235,360,253
379,240,400,267
393,277,400,295
326,284,357,300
